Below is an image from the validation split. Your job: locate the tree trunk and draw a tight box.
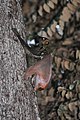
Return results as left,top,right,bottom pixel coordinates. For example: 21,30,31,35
0,0,40,120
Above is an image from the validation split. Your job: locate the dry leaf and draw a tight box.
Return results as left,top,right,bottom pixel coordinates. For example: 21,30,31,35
47,1,54,9
67,3,76,14
66,92,70,99
72,0,78,7
38,30,49,38
62,90,66,98
59,20,64,30
51,0,58,4
64,60,70,70
43,3,50,13
56,57,62,72
50,20,57,32
64,114,72,120
45,96,54,104
47,27,53,37
38,5,43,16
24,54,52,90
66,91,72,99
62,38,73,45
48,87,54,96
62,7,71,21
58,87,65,92
69,62,75,71
68,102,76,112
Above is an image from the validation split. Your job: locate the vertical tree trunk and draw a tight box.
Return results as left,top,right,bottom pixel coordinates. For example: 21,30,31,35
0,0,40,119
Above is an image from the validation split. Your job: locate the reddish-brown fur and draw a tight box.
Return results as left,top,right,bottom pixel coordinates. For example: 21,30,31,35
24,54,52,90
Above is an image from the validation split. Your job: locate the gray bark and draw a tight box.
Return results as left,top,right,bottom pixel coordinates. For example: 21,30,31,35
0,0,40,120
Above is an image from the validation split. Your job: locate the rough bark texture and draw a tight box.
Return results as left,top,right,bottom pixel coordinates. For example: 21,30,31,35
0,0,40,120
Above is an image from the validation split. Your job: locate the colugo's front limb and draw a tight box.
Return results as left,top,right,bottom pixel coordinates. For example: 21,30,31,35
12,28,42,58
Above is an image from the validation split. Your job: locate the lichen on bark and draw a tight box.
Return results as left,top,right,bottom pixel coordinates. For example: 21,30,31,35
0,0,40,119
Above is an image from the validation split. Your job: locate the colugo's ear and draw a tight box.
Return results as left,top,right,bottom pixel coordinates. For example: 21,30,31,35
24,54,53,90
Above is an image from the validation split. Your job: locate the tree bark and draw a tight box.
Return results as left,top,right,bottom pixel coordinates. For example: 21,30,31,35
0,0,40,120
